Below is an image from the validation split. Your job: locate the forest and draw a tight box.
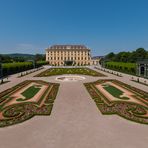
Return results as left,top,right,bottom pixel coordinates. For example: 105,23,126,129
0,54,47,77
0,53,45,63
103,48,148,75
104,48,148,63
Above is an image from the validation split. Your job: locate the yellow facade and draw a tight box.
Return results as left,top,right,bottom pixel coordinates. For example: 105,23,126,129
46,45,100,66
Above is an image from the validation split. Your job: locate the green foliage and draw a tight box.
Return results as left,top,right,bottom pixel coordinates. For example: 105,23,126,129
103,84,129,100
2,62,33,76
17,85,41,101
1,61,47,77
0,53,45,63
105,48,148,63
105,62,136,74
36,61,48,67
34,54,45,61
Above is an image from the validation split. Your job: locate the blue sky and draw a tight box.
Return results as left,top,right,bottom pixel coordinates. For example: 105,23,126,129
0,0,148,56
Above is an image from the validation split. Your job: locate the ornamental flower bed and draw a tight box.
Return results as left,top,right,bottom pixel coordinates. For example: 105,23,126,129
84,79,148,125
35,68,106,77
0,80,59,127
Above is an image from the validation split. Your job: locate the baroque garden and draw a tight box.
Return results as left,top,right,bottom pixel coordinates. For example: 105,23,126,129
0,45,148,148
0,45,148,127
0,65,148,127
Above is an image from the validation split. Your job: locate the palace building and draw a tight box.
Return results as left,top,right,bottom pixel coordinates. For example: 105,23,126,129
46,45,99,66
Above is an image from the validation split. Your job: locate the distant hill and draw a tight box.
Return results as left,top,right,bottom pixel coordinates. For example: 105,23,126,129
0,53,45,62
2,53,35,59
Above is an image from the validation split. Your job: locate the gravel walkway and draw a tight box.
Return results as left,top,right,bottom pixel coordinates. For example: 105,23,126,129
0,66,148,148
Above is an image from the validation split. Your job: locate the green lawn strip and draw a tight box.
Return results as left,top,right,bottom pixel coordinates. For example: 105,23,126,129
103,84,123,97
0,82,31,108
0,82,29,104
113,80,148,102
16,86,41,101
103,84,130,100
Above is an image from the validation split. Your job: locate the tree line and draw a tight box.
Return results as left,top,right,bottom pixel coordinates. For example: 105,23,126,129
104,48,148,62
0,61,48,78
0,54,45,63
0,54,47,78
101,48,148,75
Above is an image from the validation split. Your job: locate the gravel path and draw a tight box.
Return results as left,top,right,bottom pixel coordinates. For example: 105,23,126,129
0,66,148,148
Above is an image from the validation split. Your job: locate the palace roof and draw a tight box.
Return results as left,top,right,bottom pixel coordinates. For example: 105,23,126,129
46,45,90,51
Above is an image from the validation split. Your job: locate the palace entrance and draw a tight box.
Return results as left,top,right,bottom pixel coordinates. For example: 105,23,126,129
64,60,75,66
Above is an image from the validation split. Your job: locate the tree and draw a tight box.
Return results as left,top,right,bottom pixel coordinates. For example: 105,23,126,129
135,48,147,60
34,54,45,61
104,48,148,63
105,52,115,60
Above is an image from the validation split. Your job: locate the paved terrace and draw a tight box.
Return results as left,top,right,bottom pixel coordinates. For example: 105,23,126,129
0,66,148,148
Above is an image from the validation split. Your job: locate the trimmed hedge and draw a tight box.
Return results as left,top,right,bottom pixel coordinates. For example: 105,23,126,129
1,61,48,77
36,61,48,67
105,62,136,75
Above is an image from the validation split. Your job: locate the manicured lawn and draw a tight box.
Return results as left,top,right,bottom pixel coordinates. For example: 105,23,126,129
17,85,41,101
35,68,106,77
103,84,123,97
103,84,129,100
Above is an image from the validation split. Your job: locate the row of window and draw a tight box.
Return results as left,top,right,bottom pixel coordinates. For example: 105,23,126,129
48,57,89,60
48,52,90,55
48,54,90,57
48,51,88,53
